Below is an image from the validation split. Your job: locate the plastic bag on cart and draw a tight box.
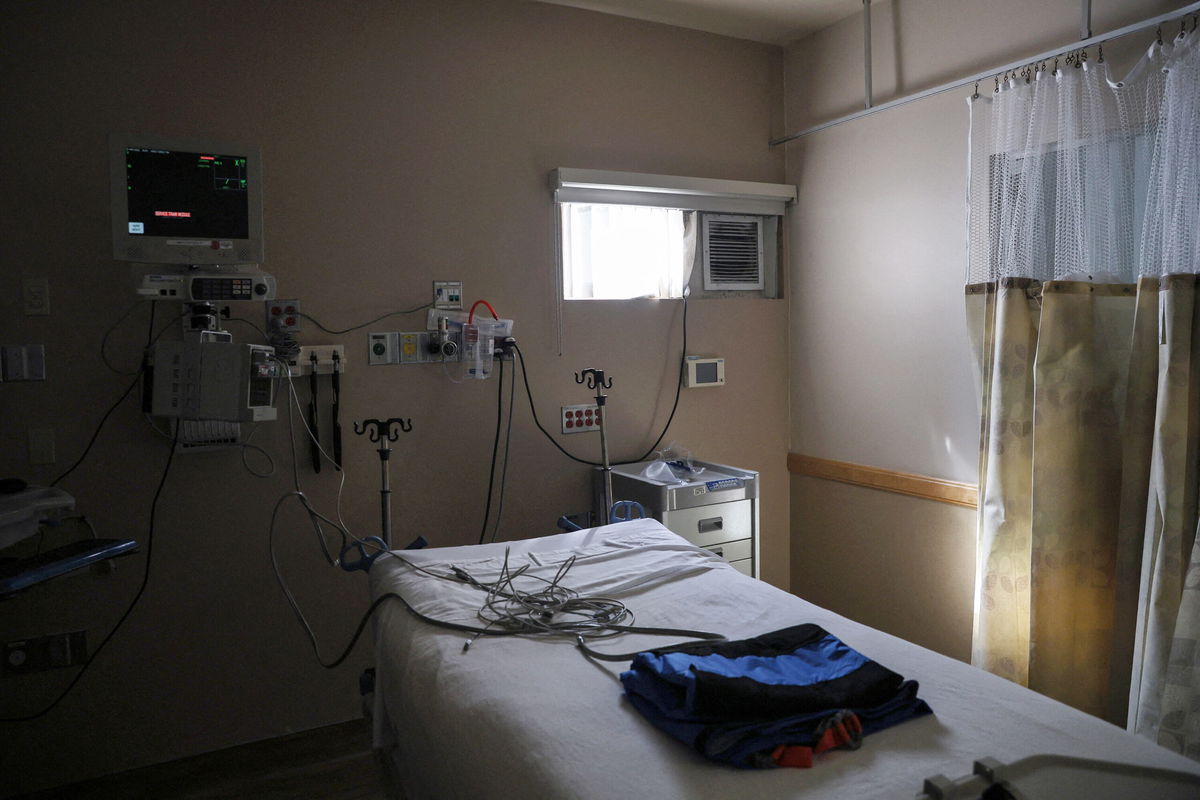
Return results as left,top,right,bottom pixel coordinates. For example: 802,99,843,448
641,444,706,482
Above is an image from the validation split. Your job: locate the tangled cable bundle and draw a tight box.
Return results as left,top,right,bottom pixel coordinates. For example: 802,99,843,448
457,552,633,646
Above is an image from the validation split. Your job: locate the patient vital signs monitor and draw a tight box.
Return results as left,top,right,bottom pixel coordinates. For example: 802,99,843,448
110,134,264,266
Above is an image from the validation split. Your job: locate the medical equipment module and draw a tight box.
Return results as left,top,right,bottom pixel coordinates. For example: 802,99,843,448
148,334,279,422
603,459,759,577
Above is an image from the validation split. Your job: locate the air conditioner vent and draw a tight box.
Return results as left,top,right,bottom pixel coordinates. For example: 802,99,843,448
703,215,764,291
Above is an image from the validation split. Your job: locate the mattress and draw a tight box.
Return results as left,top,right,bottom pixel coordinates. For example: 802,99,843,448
368,519,1200,799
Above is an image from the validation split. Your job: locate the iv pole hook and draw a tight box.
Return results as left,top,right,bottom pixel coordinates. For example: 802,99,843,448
353,417,413,547
575,368,616,524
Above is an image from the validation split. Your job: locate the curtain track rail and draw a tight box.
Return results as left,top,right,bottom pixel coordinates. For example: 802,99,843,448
770,1,1200,146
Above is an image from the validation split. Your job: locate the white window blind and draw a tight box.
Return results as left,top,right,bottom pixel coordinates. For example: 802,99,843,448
561,204,687,300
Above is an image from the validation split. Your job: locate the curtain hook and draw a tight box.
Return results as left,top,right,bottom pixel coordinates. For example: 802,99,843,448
1097,43,1105,63
1156,24,1163,45
972,80,980,100
993,74,1000,93
1053,56,1059,73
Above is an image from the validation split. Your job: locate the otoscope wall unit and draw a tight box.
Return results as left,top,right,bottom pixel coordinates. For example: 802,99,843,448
287,345,345,376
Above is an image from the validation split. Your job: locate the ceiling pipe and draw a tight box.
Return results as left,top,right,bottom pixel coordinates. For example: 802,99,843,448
863,0,873,109
770,0,1200,146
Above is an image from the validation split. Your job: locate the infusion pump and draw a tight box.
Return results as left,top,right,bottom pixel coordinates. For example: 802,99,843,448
148,333,279,422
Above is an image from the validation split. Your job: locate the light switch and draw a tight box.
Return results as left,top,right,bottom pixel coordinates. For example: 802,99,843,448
2,345,26,381
23,278,50,315
1,344,46,381
26,344,45,380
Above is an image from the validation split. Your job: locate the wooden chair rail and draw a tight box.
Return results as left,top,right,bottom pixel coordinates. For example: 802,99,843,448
788,453,978,509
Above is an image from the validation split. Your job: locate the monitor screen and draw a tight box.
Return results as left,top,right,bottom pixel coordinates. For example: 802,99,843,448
111,134,263,266
125,148,249,239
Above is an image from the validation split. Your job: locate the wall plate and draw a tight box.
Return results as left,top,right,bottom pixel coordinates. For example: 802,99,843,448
433,280,463,310
562,404,600,433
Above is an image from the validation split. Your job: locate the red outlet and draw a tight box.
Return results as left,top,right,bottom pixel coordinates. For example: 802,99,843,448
266,299,301,333
561,404,600,434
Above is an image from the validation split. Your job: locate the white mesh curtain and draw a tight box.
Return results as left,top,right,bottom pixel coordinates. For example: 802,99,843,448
966,28,1200,757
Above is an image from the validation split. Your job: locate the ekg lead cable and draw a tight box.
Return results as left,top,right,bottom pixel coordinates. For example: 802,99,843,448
272,541,725,670
276,357,351,566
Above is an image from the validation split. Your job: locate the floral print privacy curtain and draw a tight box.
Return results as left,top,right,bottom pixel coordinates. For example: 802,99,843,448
965,26,1200,757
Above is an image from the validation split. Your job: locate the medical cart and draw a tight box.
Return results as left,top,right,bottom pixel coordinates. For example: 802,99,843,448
604,460,759,578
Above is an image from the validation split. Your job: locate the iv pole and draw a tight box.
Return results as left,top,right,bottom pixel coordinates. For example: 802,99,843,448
576,368,614,524
353,417,412,547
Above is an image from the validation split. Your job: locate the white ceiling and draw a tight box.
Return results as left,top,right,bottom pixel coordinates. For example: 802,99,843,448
535,0,865,45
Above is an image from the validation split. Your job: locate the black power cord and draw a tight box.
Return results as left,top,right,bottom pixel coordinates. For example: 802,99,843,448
477,358,517,544
52,304,186,488
297,302,432,335
479,358,506,544
489,360,517,543
1,424,179,722
512,294,689,468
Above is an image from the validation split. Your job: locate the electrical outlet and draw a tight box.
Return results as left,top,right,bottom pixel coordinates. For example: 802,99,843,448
433,280,463,310
23,278,50,315
265,299,301,333
4,631,87,675
562,404,601,433
291,345,345,375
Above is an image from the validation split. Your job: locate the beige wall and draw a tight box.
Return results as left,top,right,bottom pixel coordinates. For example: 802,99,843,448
791,476,977,660
0,1,788,791
785,0,1179,657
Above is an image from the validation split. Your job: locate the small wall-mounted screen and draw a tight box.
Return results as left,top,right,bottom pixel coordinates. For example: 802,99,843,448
695,361,719,384
124,147,249,240
684,356,724,388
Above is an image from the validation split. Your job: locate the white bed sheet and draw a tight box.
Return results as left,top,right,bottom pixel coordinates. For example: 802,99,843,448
369,519,1200,799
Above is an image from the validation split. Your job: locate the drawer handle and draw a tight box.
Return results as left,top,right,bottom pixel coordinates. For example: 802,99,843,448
698,517,723,533
707,546,724,557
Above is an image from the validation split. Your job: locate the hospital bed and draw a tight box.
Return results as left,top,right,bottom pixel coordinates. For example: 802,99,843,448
367,519,1200,799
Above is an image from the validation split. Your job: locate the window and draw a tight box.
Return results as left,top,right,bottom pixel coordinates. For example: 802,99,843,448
561,204,689,299
552,169,794,300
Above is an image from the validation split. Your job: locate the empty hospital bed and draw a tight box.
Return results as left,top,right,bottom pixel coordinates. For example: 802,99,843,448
367,519,1200,799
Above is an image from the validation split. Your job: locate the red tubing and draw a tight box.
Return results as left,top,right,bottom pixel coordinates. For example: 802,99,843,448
467,299,500,323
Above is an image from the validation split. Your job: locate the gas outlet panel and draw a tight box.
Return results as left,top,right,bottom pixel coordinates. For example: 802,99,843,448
562,404,601,433
369,331,462,365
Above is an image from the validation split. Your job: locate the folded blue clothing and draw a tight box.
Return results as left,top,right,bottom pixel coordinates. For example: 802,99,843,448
619,623,933,768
